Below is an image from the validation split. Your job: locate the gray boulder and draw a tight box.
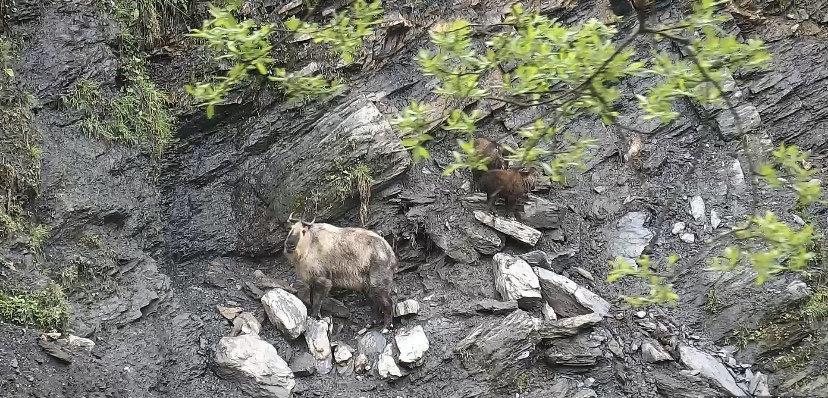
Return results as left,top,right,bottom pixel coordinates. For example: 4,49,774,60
519,195,562,229
493,253,543,307
653,368,724,398
679,345,746,396
395,325,429,366
642,339,674,363
534,267,610,317
230,312,262,336
605,211,653,263
289,352,316,377
474,211,542,246
544,333,603,367
333,342,354,364
376,342,406,379
261,288,307,339
357,330,387,362
538,312,603,340
394,299,420,317
455,310,540,380
304,317,333,374
260,99,411,221
213,334,295,398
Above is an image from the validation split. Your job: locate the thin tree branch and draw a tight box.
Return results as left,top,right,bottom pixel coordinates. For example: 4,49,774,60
645,29,745,140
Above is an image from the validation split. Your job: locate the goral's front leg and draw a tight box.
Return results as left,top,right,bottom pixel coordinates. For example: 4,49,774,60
309,277,332,319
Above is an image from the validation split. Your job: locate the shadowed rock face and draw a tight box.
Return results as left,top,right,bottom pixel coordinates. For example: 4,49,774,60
2,0,828,397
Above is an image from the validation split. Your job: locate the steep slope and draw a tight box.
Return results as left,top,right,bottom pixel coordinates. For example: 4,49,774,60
0,0,826,397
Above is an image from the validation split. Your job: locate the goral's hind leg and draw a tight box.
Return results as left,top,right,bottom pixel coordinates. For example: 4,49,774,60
367,250,396,332
486,190,501,215
369,287,394,332
310,277,332,319
378,289,394,331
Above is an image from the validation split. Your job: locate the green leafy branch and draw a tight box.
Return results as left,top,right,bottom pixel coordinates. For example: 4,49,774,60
709,212,817,285
285,0,383,65
757,144,824,210
391,0,770,185
186,0,382,117
607,254,680,307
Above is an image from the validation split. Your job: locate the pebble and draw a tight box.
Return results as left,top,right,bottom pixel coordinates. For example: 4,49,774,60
10,358,18,368
671,222,686,235
690,196,706,221
710,210,722,230
574,267,595,282
680,233,696,243
635,310,647,319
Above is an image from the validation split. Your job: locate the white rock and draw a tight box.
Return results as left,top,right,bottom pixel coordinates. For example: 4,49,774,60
672,222,686,235
710,210,722,230
729,159,747,193
679,345,746,396
214,334,295,398
261,288,307,339
573,266,595,282
748,371,770,396
792,214,805,226
493,253,542,304
680,233,696,243
216,306,244,321
231,312,262,336
304,317,332,374
333,343,353,364
606,212,654,263
690,196,706,221
534,267,611,317
641,340,673,363
395,325,429,365
538,312,603,339
474,210,542,246
542,302,557,321
41,333,95,352
635,310,647,319
394,299,420,317
376,343,406,379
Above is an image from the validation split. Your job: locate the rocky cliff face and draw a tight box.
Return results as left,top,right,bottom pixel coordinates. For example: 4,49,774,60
1,0,827,397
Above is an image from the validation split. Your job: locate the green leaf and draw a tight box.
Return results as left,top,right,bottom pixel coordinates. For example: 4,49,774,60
285,16,301,31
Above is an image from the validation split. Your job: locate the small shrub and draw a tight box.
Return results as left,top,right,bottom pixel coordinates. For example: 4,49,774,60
65,60,174,158
105,0,191,50
28,224,50,253
0,208,22,236
79,234,102,248
353,163,373,226
0,37,41,241
705,288,721,314
0,283,69,331
802,288,828,321
59,256,117,297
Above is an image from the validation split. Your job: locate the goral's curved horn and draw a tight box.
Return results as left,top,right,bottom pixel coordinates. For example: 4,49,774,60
287,212,299,223
301,215,316,226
